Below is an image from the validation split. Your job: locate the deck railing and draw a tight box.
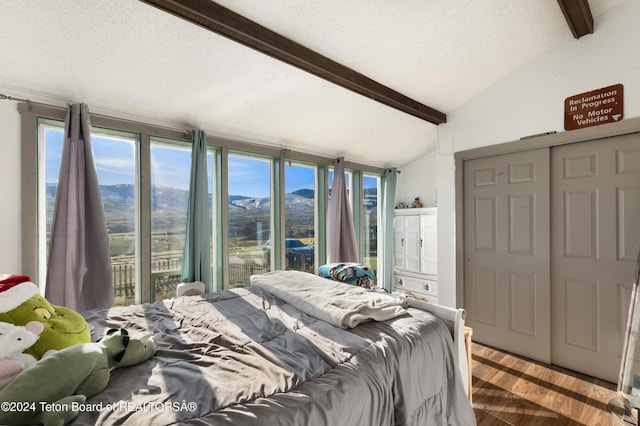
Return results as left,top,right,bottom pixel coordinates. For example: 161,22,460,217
112,256,183,300
111,256,271,300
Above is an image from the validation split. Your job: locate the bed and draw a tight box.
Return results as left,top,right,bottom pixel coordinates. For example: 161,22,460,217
76,270,475,425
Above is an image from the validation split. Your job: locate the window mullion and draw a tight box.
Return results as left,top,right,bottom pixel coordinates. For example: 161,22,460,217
317,165,327,267
352,170,362,262
212,147,223,293
220,146,230,290
139,132,152,304
274,157,284,270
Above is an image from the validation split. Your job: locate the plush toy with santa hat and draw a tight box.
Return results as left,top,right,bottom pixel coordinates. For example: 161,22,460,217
0,274,90,359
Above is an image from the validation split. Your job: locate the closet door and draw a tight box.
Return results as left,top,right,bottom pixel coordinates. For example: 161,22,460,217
551,133,640,382
464,148,551,362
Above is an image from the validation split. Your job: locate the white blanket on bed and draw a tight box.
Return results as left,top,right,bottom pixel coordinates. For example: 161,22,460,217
250,270,408,328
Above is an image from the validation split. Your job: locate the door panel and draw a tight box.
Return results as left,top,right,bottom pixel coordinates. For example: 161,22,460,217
474,196,497,251
509,194,534,255
551,133,640,382
475,267,498,327
509,271,536,335
563,189,597,259
464,148,551,363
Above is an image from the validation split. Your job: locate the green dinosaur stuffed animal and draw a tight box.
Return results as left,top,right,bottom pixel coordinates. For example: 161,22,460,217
0,328,156,426
0,276,91,359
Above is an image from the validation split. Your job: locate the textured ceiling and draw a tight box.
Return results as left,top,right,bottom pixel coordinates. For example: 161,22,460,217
0,0,624,167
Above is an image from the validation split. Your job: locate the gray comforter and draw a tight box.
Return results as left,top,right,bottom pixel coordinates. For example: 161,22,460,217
78,285,475,425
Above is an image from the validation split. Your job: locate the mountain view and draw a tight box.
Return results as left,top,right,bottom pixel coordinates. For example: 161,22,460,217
47,184,350,230
47,184,376,232
46,183,377,260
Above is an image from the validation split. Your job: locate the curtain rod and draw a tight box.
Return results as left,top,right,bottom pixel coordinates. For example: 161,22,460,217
0,93,32,105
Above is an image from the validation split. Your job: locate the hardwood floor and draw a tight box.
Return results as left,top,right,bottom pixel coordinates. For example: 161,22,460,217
471,342,633,425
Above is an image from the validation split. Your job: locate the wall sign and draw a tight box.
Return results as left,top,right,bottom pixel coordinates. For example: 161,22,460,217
564,84,623,130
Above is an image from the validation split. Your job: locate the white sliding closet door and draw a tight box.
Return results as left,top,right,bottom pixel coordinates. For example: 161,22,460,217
464,148,551,363
551,133,640,382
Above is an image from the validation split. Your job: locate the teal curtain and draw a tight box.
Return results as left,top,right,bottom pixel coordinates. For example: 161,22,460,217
182,129,211,290
381,168,397,291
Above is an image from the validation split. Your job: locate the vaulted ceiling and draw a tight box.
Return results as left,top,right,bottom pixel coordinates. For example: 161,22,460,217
0,0,625,167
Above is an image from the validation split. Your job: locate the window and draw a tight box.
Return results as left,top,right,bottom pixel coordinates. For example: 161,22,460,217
150,140,192,301
39,121,139,306
36,119,210,306
38,123,64,279
327,168,380,276
362,174,380,277
284,163,317,273
227,153,271,287
25,104,385,305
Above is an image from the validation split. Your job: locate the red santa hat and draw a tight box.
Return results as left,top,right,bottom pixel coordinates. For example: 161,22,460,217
0,274,40,313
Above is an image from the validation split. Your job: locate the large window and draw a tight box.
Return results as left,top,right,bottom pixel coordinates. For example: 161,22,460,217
284,163,317,273
39,122,140,306
362,174,380,277
37,121,212,305
150,140,191,301
227,153,271,287
327,167,381,279
26,105,384,305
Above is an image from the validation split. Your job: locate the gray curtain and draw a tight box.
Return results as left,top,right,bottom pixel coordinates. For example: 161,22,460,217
181,129,211,290
45,103,113,311
381,168,397,291
327,157,359,263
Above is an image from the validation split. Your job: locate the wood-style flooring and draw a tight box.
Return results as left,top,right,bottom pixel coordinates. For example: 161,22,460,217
472,342,634,425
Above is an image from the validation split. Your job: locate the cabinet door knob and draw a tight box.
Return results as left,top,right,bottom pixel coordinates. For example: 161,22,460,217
424,283,430,292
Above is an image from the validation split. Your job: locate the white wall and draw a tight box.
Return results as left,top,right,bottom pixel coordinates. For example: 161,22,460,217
432,0,640,308
394,149,437,208
0,101,22,272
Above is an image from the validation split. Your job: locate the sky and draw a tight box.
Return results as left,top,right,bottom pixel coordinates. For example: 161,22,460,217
45,127,378,198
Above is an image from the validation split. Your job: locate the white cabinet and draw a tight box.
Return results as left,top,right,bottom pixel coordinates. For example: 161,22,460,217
393,208,438,303
394,208,437,275
394,214,421,271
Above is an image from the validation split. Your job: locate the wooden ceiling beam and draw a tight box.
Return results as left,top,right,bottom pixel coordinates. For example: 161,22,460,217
557,0,594,39
139,0,446,125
